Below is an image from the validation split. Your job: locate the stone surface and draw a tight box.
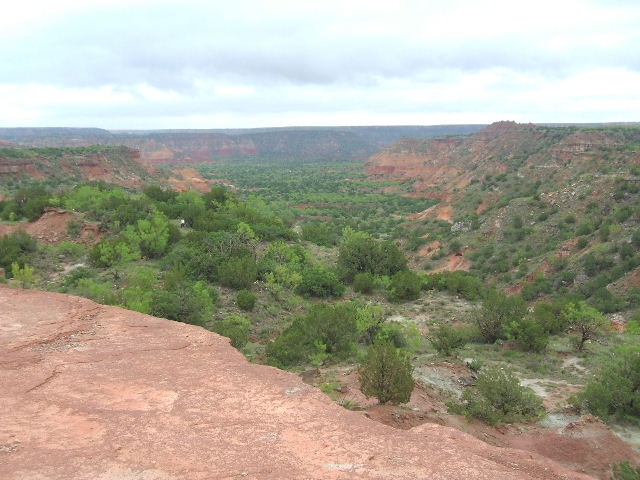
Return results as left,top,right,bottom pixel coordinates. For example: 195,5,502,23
0,285,595,479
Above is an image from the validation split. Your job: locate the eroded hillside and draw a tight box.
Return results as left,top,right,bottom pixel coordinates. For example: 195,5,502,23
367,122,640,304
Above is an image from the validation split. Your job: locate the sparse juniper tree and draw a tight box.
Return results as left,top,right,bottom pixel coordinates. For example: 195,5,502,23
359,340,414,405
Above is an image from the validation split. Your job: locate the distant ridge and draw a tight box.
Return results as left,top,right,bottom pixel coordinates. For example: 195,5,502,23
0,125,487,163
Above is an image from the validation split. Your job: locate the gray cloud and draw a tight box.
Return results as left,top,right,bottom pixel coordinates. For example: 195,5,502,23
1,0,639,127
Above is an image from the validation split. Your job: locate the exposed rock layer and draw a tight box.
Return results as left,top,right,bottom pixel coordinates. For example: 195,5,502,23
0,285,595,480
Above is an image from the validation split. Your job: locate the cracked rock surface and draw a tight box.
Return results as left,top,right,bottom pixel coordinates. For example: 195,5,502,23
0,285,595,479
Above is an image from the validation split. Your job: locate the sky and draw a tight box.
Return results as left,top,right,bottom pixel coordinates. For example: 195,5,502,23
1,0,639,129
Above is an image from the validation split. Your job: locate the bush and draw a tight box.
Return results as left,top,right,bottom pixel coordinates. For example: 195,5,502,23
296,265,345,298
10,186,51,221
212,314,251,349
590,287,625,313
388,270,422,302
266,303,359,367
475,290,527,344
575,346,640,421
422,271,483,300
150,275,216,327
218,255,258,289
449,367,543,425
352,272,375,294
301,221,337,246
89,238,139,267
531,300,569,334
236,289,256,311
429,323,469,356
0,230,38,275
505,316,549,353
337,230,407,282
359,340,415,405
612,461,640,480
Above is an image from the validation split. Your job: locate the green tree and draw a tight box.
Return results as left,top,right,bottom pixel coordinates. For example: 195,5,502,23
531,299,570,334
359,340,415,405
151,266,216,326
266,303,359,367
122,267,157,314
301,221,337,246
337,230,378,282
89,238,139,267
562,301,606,351
12,186,51,221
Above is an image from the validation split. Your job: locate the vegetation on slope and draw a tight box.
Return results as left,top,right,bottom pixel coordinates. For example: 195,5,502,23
1,124,639,429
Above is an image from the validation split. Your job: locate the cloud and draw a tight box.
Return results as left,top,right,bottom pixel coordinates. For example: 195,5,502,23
1,0,639,127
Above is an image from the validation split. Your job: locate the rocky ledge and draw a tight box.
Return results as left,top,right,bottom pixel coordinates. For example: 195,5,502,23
0,285,594,479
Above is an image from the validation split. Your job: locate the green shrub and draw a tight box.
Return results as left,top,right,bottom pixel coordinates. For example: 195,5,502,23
448,367,543,425
296,265,345,298
218,255,258,289
353,272,375,294
375,320,423,352
75,278,119,305
89,238,139,267
266,303,359,367
505,316,549,353
575,346,640,421
359,340,415,405
236,289,257,311
388,270,422,302
531,300,569,334
301,221,337,246
337,230,407,282
576,236,589,249
475,290,527,344
422,271,483,300
11,262,36,288
612,461,640,480
590,287,625,313
429,323,469,356
212,314,251,349
149,276,216,327
66,219,83,237
0,230,38,275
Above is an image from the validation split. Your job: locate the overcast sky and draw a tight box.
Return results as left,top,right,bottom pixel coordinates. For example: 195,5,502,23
1,0,639,129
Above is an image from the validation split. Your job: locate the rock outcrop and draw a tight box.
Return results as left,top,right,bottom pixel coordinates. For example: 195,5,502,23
0,285,595,479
